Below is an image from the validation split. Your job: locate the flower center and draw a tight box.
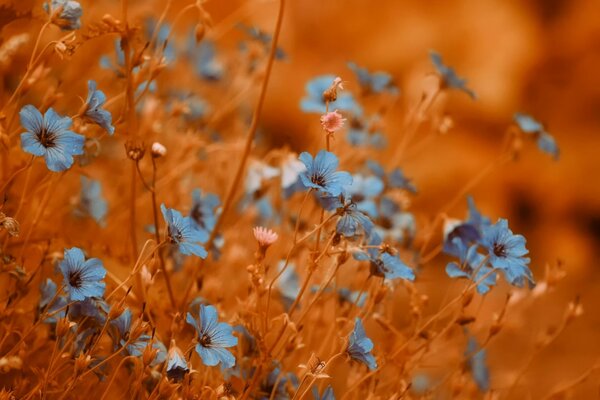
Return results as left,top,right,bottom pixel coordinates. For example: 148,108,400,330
310,174,326,187
168,227,184,243
38,127,57,148
68,270,83,288
199,333,212,347
493,242,507,257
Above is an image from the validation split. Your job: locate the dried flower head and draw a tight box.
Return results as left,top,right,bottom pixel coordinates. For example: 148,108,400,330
125,140,145,161
323,76,344,103
320,110,346,133
253,226,278,248
0,213,19,237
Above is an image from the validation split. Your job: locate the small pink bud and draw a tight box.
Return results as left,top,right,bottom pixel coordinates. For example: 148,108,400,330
320,110,346,133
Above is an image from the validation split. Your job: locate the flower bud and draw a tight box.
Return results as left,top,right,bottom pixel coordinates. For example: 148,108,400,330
151,142,167,158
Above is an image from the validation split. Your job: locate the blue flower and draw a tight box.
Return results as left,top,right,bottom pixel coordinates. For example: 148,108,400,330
347,61,398,95
313,385,335,400
126,336,167,366
39,279,68,324
145,18,176,63
443,196,489,257
299,150,352,197
354,233,415,281
514,113,559,159
300,75,363,115
44,0,82,31
346,174,384,217
20,105,85,172
100,39,126,76
83,81,114,135
367,160,416,193
186,35,223,81
322,194,374,238
481,219,534,287
347,318,377,370
161,204,208,258
59,247,106,301
429,51,476,99
76,176,108,226
445,238,497,294
346,117,387,149
466,335,490,392
338,287,367,307
259,365,297,400
278,261,300,310
186,304,238,368
167,342,189,381
190,189,220,236
237,23,286,60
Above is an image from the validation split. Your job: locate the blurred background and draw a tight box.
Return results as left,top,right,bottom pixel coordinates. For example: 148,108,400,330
2,0,599,397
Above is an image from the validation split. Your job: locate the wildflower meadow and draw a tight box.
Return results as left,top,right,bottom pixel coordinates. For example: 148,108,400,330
0,0,598,399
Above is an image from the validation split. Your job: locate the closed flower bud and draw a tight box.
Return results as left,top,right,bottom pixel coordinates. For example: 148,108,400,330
74,354,91,375
125,141,145,161
102,14,121,28
142,343,159,367
55,316,72,338
151,142,167,158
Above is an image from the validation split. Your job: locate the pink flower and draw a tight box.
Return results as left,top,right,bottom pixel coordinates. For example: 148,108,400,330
253,226,278,248
320,110,346,133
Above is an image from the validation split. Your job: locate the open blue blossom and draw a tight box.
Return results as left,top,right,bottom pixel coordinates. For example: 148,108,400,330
367,160,417,193
445,238,497,294
20,105,85,172
429,51,476,99
76,176,108,226
186,304,238,369
514,113,559,159
346,116,387,149
44,0,82,30
300,75,363,115
354,233,415,281
59,247,106,301
322,194,374,238
466,335,490,392
161,204,208,258
83,81,114,135
313,385,335,400
299,150,352,197
167,342,189,381
347,318,377,370
127,336,167,366
443,196,489,257
373,196,416,244
481,219,534,287
346,174,384,217
347,61,398,95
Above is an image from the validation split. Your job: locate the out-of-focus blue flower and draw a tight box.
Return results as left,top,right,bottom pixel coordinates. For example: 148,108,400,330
347,174,384,217
168,92,210,121
367,160,417,193
44,0,82,30
259,365,296,400
443,196,489,257
59,247,106,301
69,297,109,325
76,176,108,227
514,113,559,160
429,51,476,99
278,261,299,310
145,18,176,63
39,279,68,324
100,39,128,77
83,81,114,135
312,385,335,400
347,318,377,370
466,334,490,392
190,189,220,236
347,61,398,95
445,238,497,294
186,34,223,81
338,287,367,307
126,336,167,366
354,233,415,281
237,23,286,60
411,373,430,395
346,117,387,149
481,219,534,287
300,75,363,115
20,105,85,172
186,304,238,368
167,342,189,381
299,150,352,197
281,153,307,194
161,204,208,258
